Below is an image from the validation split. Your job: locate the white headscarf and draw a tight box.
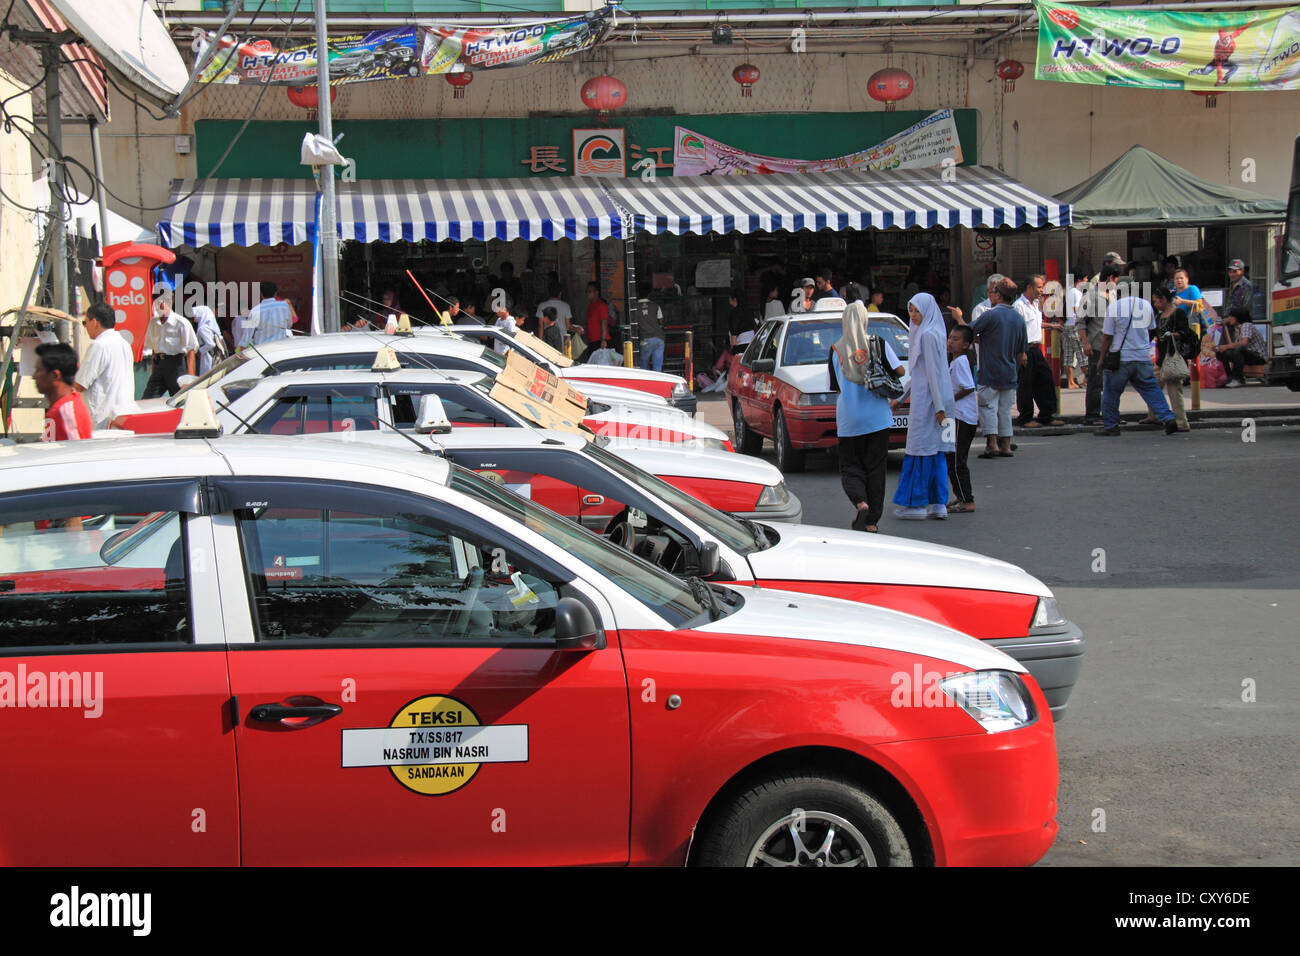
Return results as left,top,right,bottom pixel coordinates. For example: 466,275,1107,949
904,292,956,456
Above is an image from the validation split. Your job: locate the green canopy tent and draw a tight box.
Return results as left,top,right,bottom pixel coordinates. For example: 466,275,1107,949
1056,145,1285,228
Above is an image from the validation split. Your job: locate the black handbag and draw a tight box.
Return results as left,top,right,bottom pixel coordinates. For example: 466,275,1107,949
1102,314,1133,372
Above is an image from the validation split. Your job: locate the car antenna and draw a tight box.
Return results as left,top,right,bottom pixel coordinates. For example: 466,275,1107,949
241,338,279,376
211,395,259,435
374,411,443,456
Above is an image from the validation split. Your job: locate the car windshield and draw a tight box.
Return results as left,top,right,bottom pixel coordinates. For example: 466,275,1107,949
447,465,714,628
581,443,763,555
782,318,909,366
476,346,507,372
167,354,249,407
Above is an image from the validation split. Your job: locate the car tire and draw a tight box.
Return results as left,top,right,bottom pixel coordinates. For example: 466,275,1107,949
733,400,762,455
773,408,805,473
693,772,913,867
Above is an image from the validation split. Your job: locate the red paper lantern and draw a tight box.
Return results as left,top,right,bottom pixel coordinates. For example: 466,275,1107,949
732,63,760,98
866,68,913,112
445,71,473,99
580,74,628,122
1193,90,1218,109
995,59,1025,93
286,85,336,109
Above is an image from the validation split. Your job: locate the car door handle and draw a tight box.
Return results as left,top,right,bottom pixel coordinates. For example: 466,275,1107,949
249,701,343,722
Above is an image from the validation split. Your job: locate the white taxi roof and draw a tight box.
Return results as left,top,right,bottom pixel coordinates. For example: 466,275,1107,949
0,435,451,495
221,367,489,392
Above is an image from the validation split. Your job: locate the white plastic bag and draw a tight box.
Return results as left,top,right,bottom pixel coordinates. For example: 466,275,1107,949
589,347,620,366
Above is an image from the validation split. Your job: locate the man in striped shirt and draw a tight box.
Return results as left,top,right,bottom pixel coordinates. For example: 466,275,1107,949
33,343,93,442
240,282,297,347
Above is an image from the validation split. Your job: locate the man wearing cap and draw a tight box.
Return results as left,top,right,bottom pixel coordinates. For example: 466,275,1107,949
1225,259,1256,319
791,278,816,313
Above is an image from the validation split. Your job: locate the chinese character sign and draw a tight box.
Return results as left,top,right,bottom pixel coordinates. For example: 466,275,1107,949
1034,2,1300,91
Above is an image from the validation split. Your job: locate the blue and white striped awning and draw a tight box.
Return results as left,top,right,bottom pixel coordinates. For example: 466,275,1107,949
158,177,624,248
602,165,1070,235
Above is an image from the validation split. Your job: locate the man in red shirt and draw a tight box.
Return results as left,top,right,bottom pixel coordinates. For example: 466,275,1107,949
581,281,610,362
34,343,93,442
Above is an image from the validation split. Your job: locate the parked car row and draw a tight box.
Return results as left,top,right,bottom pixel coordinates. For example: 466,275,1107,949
0,321,1079,867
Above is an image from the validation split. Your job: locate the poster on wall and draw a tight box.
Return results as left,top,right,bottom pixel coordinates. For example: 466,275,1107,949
194,6,616,85
1034,1,1300,91
218,244,313,329
672,110,963,177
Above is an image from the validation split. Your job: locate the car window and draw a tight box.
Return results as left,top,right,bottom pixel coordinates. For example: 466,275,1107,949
742,323,775,365
273,354,373,373
869,318,910,360
781,320,840,367
757,324,782,364
447,465,714,628
387,385,511,428
234,504,562,645
251,386,380,435
0,507,192,649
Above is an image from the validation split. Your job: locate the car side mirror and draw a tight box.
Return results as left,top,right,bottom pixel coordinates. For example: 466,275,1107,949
554,596,605,651
698,541,720,578
751,358,775,373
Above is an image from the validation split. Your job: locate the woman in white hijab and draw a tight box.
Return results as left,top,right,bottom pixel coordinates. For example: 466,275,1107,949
891,292,956,519
190,302,223,376
829,302,904,533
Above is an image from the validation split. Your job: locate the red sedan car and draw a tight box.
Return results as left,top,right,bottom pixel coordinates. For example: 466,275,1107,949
728,307,911,472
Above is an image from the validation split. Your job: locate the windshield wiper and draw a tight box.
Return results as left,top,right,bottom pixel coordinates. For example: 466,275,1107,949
731,514,769,551
685,575,723,621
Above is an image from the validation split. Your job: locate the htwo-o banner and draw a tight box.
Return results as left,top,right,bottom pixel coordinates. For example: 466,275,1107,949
1035,1,1300,91
195,7,615,85
673,110,962,177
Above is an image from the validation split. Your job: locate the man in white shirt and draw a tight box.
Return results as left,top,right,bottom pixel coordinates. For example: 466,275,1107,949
142,292,199,398
491,295,517,354
1097,293,1176,436
535,282,572,342
971,273,1005,323
74,302,135,429
243,282,296,347
1013,275,1063,428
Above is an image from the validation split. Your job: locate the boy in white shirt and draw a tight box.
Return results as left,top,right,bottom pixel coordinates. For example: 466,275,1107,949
945,325,979,512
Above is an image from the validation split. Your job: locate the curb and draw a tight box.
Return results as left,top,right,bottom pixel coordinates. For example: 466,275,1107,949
1014,417,1299,437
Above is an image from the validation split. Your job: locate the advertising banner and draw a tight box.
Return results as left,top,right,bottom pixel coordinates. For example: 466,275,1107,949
672,110,963,177
194,7,616,86
1034,2,1300,91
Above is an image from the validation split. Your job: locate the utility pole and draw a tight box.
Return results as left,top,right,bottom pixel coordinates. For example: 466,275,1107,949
42,45,68,314
315,0,340,332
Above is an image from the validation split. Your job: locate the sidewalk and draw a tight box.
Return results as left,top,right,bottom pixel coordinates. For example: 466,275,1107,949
695,382,1300,439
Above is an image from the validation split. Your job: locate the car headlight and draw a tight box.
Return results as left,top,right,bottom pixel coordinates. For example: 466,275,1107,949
940,671,1037,733
756,482,790,508
671,382,690,399
683,437,727,450
1031,596,1066,628
796,392,837,406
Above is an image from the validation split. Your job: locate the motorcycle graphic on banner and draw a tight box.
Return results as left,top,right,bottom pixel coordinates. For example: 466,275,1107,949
194,6,617,86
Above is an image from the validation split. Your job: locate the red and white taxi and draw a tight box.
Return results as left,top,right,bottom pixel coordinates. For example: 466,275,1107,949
113,331,680,435
204,365,730,450
0,434,1057,866
728,303,911,472
347,425,1081,719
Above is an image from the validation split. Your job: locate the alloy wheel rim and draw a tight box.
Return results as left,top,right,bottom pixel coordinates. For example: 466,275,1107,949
746,810,876,867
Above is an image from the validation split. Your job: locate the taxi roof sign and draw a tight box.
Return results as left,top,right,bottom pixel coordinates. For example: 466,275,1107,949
416,394,452,434
174,388,222,439
372,347,401,371
396,313,413,335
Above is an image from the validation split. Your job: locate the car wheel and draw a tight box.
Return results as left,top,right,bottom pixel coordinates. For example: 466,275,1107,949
693,772,913,867
774,408,805,473
733,400,762,455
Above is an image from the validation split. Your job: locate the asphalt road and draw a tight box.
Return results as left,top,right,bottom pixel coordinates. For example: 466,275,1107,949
768,425,1300,866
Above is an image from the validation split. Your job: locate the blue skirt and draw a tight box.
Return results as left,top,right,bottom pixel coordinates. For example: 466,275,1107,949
893,453,949,507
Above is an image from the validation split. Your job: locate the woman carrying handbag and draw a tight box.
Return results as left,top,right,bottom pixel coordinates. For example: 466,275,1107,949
1152,286,1195,432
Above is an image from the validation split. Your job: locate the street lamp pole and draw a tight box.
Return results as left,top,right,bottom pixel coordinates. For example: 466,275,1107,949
315,0,340,333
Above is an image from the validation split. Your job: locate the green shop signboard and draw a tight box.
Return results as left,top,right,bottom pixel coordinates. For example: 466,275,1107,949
195,110,978,181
